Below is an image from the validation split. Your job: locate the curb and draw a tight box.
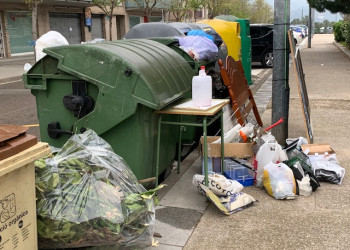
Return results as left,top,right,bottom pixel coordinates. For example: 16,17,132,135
333,41,350,59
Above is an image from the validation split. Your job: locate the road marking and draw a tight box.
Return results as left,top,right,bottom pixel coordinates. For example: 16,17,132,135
0,79,21,86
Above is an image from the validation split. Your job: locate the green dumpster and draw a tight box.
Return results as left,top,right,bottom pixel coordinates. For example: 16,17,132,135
23,39,194,181
215,15,252,85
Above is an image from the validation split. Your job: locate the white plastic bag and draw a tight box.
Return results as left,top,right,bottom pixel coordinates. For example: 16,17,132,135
35,31,69,61
178,36,218,61
311,154,345,185
263,162,296,199
193,173,243,196
255,141,288,188
261,132,275,143
24,63,32,73
297,175,312,196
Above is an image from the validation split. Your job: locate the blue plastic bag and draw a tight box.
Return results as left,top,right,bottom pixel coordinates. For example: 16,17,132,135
187,29,214,41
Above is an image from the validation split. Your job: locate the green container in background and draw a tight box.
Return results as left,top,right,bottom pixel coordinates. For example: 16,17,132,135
215,15,252,85
236,19,252,85
23,39,194,181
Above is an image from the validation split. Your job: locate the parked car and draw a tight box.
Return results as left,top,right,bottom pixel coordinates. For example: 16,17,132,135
292,30,303,45
291,25,305,38
250,24,274,67
296,24,308,36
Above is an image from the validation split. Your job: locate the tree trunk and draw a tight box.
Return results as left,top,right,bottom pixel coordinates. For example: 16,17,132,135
32,3,38,41
109,17,113,41
32,3,38,60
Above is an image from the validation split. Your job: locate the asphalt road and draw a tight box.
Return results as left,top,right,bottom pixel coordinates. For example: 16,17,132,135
0,79,41,139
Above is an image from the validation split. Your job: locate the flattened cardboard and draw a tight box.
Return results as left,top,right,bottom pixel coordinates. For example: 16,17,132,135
301,144,335,155
0,124,28,143
0,133,37,161
200,136,253,158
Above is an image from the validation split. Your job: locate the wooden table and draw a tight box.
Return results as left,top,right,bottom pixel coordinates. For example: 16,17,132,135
155,99,230,186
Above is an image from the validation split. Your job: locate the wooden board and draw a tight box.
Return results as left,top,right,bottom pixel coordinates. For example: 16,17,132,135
288,30,313,143
173,99,227,111
156,99,230,116
0,133,37,161
0,142,50,177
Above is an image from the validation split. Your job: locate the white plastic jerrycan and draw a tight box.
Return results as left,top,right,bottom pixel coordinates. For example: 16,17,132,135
192,66,212,107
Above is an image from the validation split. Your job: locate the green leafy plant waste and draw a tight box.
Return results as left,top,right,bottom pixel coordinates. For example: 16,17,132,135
34,130,163,249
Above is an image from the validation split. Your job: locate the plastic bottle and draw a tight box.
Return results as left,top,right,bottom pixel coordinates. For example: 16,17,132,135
192,66,212,107
239,123,255,142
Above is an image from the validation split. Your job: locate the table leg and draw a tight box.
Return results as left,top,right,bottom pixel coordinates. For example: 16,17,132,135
203,116,208,186
220,109,224,174
156,114,162,187
177,115,183,174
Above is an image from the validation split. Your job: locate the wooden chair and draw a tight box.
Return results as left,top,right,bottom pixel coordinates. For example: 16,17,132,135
218,56,263,127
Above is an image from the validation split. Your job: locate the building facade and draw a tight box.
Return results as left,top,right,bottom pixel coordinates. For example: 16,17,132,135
0,0,208,58
0,0,129,57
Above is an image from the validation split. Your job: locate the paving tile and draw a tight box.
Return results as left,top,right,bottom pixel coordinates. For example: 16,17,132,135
154,206,203,247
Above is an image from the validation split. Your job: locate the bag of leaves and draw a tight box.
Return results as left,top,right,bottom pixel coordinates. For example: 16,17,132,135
35,129,158,249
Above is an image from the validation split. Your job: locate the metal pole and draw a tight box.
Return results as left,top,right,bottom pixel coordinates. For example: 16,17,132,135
155,115,162,186
272,0,290,145
203,117,208,186
308,5,312,48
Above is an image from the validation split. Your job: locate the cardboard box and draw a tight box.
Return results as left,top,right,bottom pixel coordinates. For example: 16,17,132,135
301,144,335,155
0,142,50,250
200,136,254,158
200,136,254,174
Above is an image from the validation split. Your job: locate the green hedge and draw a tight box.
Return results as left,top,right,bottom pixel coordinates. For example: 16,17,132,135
334,21,350,46
343,21,350,45
333,21,344,42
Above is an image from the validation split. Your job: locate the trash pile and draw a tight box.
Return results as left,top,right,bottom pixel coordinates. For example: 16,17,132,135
194,121,346,214
34,130,158,249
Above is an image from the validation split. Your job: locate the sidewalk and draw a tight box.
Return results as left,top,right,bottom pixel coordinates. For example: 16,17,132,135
156,34,350,250
0,54,34,84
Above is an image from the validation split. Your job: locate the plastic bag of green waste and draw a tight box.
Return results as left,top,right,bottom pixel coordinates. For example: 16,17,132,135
35,129,161,249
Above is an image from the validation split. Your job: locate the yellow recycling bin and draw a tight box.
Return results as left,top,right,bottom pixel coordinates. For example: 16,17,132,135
0,142,50,250
197,19,241,61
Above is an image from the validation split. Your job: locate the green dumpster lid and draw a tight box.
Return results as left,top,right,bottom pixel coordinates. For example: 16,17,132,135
42,39,194,110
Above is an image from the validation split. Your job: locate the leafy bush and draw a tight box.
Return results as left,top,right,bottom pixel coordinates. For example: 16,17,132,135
333,21,344,42
341,21,350,45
